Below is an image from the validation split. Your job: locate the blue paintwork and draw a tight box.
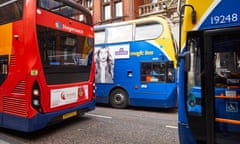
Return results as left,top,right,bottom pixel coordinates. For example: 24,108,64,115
0,100,95,132
178,1,240,143
95,41,177,108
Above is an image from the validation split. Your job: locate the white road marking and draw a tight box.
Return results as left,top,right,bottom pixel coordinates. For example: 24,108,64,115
0,140,10,144
165,125,178,129
86,113,112,119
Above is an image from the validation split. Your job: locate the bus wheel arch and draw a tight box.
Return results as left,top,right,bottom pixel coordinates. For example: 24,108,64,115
109,87,129,109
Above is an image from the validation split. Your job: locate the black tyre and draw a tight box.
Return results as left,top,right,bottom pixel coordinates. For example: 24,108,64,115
110,89,128,109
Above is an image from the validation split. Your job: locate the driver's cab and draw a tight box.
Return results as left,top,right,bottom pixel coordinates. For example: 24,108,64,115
181,28,240,143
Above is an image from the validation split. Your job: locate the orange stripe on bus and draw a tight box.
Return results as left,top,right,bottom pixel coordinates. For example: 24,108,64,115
216,118,240,125
0,23,12,55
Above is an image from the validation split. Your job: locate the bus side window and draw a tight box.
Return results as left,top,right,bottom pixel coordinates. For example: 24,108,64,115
158,63,166,82
151,64,162,82
140,63,151,82
0,55,8,85
167,61,174,82
141,62,174,82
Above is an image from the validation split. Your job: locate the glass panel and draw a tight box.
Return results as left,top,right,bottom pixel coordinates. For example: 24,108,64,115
187,38,201,87
186,36,202,116
140,62,169,83
37,25,93,67
38,0,92,24
86,0,93,7
103,5,111,20
151,0,158,3
107,24,133,43
103,0,110,3
167,61,174,82
114,2,123,17
0,55,8,85
0,0,24,24
135,22,163,41
213,33,240,144
95,31,105,44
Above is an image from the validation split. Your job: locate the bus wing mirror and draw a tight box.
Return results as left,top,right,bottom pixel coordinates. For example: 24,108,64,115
177,51,190,71
191,10,197,24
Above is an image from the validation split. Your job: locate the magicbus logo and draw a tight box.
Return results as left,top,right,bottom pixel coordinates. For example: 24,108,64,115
115,48,128,56
55,22,63,29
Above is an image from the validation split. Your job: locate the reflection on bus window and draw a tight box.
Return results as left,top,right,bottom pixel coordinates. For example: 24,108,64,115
38,0,92,25
0,0,24,24
135,22,163,41
141,61,174,83
107,24,133,43
215,52,240,87
37,25,93,67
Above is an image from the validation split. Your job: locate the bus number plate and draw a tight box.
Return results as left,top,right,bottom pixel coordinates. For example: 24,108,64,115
62,111,77,119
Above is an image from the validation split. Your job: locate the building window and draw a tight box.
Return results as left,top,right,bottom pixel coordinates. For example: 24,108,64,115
114,1,123,18
86,0,93,8
90,10,93,15
75,0,82,5
103,5,111,20
103,0,110,3
102,0,124,22
151,0,158,3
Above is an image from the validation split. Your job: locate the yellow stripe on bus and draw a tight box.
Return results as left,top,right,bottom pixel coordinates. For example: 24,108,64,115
181,0,218,50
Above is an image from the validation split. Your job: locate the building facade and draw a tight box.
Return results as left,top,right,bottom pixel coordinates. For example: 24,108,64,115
75,0,181,25
74,0,182,42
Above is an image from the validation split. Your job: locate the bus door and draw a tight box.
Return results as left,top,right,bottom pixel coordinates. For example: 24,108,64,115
211,27,240,144
184,28,240,144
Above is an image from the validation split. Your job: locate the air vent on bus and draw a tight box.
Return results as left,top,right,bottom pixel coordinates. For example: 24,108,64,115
11,80,26,95
3,96,27,117
10,55,16,66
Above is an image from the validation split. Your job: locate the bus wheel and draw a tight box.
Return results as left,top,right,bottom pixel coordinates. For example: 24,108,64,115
110,89,128,109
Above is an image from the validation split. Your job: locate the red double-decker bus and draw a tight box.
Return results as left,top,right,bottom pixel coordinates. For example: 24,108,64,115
0,0,95,132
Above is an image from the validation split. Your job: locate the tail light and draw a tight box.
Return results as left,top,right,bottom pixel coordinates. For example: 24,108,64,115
92,82,96,99
32,81,43,112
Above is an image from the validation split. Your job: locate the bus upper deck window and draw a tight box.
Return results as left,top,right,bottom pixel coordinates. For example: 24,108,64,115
0,0,24,24
38,0,92,25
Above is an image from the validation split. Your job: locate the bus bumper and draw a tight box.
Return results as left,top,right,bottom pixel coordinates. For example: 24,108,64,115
0,100,95,132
